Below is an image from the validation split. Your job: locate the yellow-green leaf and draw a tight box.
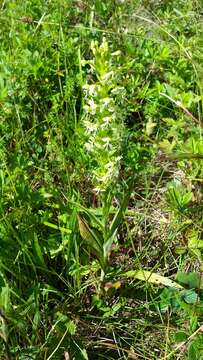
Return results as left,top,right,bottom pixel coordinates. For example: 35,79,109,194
122,270,183,289
77,215,104,265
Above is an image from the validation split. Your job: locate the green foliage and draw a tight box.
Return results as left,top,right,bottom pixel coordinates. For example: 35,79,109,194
166,180,193,213
0,0,203,359
77,179,133,272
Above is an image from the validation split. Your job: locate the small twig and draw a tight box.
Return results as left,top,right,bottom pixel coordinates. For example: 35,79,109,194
160,92,203,127
47,328,68,360
90,340,152,359
160,325,203,360
33,12,46,34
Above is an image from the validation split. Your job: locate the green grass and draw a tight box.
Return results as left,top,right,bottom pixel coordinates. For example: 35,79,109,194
0,0,203,359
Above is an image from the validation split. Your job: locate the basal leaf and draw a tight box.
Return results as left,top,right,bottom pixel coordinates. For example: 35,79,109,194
77,215,105,268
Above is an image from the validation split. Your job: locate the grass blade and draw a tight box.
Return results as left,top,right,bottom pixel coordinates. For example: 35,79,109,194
109,178,134,238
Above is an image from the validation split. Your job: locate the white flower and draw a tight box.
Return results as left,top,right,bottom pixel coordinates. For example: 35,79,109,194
88,99,97,114
84,120,98,134
101,116,113,127
101,137,112,150
99,97,115,113
84,99,97,115
85,141,94,152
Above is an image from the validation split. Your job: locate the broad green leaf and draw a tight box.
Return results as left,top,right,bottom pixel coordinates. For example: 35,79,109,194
166,182,193,210
33,233,46,267
176,272,203,289
182,290,199,304
174,331,188,343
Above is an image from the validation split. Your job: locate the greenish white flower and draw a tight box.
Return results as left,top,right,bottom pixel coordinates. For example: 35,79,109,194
82,38,124,192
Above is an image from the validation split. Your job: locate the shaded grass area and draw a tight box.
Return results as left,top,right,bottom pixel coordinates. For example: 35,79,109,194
0,0,203,359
